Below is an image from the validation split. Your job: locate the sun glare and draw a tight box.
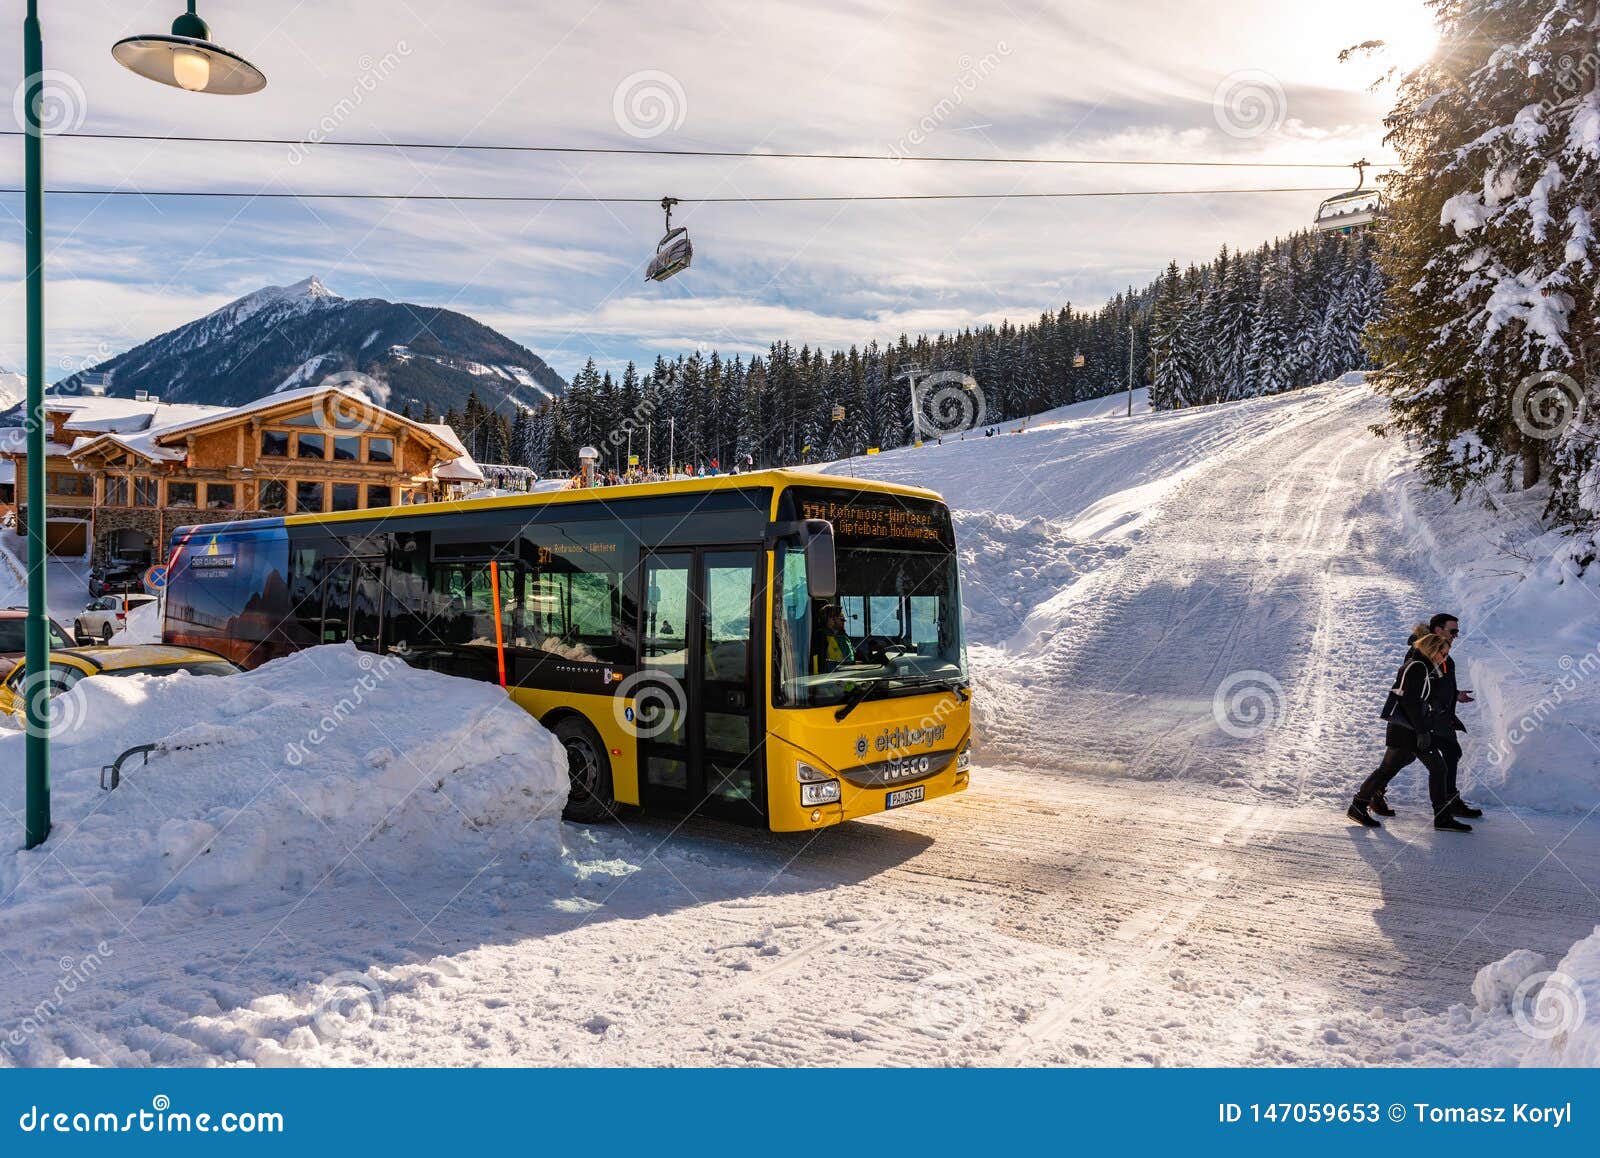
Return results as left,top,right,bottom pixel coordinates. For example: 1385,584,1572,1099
1355,0,1440,72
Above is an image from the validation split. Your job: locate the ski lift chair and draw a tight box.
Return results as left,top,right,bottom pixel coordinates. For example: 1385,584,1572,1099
646,196,693,282
1315,160,1381,234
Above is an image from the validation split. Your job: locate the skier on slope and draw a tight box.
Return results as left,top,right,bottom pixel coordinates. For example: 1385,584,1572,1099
1347,625,1472,832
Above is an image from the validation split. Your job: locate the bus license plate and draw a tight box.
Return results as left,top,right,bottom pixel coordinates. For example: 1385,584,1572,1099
885,785,925,810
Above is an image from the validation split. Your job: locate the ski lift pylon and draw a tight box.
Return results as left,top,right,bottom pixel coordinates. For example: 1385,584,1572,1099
1314,160,1381,234
646,196,693,282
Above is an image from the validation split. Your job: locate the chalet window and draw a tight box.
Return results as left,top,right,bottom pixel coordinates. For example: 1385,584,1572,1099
45,473,93,497
366,484,392,508
133,477,158,507
295,481,324,513
167,482,198,508
206,483,236,510
261,430,289,457
367,437,394,464
103,476,129,506
259,480,287,511
332,435,360,462
331,483,360,512
296,432,326,460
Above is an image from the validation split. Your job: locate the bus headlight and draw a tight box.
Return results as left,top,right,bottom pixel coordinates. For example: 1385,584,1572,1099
801,780,841,806
797,760,839,805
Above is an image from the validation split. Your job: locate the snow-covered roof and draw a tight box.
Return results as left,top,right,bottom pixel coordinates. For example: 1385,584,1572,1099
0,427,73,457
420,421,468,459
434,455,486,482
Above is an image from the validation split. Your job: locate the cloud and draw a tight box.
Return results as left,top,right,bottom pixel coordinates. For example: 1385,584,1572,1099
0,0,1424,378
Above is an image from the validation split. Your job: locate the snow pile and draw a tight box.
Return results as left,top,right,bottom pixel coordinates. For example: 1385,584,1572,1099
0,646,569,925
1344,929,1600,1067
115,598,162,644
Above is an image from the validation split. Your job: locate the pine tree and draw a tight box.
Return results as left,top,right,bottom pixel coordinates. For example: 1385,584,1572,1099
1371,0,1599,547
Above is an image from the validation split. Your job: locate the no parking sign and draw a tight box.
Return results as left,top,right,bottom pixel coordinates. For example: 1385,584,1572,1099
142,564,168,595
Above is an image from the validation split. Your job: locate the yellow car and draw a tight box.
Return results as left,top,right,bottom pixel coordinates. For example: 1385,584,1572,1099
0,644,241,717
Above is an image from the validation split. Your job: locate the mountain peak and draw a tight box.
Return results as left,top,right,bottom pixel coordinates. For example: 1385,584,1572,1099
207,276,343,328
294,275,338,299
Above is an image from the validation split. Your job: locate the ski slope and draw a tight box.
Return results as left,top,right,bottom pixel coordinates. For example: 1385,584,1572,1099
2,379,1597,1067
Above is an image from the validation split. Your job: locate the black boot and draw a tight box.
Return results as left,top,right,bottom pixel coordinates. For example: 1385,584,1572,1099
1451,800,1483,819
1369,795,1396,817
1347,801,1382,828
1434,814,1472,832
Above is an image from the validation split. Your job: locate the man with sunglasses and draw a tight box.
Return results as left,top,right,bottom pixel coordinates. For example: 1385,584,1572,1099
1425,613,1483,819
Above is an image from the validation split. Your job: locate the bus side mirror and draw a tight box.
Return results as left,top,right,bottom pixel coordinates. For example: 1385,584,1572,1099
803,519,836,599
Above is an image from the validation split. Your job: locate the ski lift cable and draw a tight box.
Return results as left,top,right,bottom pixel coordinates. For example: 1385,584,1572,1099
0,129,1400,171
0,185,1353,203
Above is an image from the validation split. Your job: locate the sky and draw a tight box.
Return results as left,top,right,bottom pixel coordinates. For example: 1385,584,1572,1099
0,0,1438,384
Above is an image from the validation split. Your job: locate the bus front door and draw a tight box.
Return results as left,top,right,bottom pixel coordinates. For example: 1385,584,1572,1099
639,548,763,822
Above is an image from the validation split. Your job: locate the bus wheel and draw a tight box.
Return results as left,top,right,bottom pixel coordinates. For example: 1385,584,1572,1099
554,717,614,823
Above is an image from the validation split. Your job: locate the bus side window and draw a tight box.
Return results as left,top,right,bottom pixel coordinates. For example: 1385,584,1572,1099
521,525,631,667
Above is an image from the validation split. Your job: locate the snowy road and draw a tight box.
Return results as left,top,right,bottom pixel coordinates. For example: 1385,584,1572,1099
4,382,1597,1066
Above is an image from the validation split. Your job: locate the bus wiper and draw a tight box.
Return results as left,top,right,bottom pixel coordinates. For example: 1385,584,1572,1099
915,677,971,701
834,679,893,722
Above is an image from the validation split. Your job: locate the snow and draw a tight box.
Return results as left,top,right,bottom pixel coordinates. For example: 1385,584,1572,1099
0,370,24,413
0,646,568,1065
2,378,1597,1068
272,353,338,393
203,276,341,330
114,599,162,645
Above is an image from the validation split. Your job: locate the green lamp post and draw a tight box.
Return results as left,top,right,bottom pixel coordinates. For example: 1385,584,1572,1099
20,1,265,849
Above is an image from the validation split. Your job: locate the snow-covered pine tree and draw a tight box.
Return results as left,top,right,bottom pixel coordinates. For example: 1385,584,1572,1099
1248,251,1294,396
1372,0,1600,552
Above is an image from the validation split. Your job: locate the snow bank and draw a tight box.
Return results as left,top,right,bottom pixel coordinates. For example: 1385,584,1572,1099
0,646,569,928
115,598,162,645
1385,471,1600,812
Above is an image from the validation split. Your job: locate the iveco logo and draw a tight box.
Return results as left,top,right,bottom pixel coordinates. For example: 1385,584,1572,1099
884,755,931,781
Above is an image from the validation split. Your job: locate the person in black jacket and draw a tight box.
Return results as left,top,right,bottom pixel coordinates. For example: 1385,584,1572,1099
1348,627,1473,832
1415,613,1482,818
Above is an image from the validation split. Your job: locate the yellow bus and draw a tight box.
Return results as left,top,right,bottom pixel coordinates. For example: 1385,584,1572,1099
162,470,971,831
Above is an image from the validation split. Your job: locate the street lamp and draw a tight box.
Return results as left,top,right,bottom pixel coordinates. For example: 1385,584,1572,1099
20,0,265,849
112,3,267,95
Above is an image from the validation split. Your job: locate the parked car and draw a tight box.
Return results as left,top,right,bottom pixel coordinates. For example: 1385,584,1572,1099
88,562,148,598
75,593,159,644
0,644,240,719
0,607,77,665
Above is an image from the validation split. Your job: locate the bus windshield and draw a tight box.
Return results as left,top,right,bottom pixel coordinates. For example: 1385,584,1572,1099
774,542,967,709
